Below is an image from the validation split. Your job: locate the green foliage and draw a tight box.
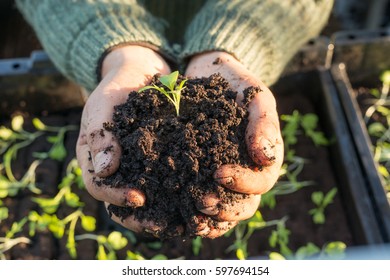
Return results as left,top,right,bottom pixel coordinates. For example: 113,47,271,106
139,71,187,116
0,109,348,261
364,70,390,197
192,236,202,256
281,110,329,153
225,210,278,260
309,187,338,224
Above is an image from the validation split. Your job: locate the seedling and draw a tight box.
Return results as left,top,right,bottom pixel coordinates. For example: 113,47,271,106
31,118,78,161
269,241,346,260
363,70,390,196
75,231,128,260
139,71,187,116
0,217,30,260
224,210,282,260
309,187,338,224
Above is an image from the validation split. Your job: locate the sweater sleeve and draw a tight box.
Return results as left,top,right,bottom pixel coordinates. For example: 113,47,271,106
182,0,334,86
15,0,174,92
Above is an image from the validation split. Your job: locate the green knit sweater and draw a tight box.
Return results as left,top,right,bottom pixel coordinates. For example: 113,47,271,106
16,0,334,92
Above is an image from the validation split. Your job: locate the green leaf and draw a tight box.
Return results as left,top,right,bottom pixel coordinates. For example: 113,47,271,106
192,236,202,256
107,250,117,260
81,215,96,232
47,136,59,143
313,211,325,224
6,217,28,238
11,115,24,132
368,122,386,137
236,248,246,260
378,165,389,178
301,114,318,131
159,71,179,91
311,191,324,206
65,192,83,208
107,231,128,250
48,218,65,238
32,197,59,214
95,236,106,246
380,70,390,86
151,254,168,260
323,188,337,206
0,206,9,222
138,85,162,93
0,126,14,140
269,230,278,248
295,243,320,259
0,177,11,198
307,131,329,146
269,252,285,260
97,244,108,260
32,118,47,131
126,250,145,260
377,105,390,117
49,144,67,161
324,241,346,258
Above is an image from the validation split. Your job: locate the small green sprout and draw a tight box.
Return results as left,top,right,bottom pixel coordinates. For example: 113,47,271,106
139,71,187,116
309,187,338,224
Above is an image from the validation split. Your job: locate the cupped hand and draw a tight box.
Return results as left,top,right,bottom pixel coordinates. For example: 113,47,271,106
76,45,171,234
185,51,284,238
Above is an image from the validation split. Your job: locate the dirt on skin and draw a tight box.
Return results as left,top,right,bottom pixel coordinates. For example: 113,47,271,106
99,73,262,239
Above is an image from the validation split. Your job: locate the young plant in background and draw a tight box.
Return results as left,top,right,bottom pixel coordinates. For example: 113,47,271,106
309,187,338,225
224,210,283,260
139,71,187,116
31,118,78,161
364,70,390,198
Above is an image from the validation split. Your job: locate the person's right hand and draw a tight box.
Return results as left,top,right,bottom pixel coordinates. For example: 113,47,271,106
185,51,284,238
76,45,171,234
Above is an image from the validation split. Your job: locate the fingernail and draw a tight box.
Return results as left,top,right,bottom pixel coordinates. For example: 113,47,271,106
200,206,219,216
260,138,275,162
126,189,146,208
215,176,234,186
93,150,113,175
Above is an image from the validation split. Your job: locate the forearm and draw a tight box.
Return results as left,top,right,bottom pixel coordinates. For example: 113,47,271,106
182,0,334,86
16,0,174,92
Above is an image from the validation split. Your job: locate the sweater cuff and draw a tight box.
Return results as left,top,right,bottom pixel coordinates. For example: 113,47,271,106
182,0,334,86
16,0,174,92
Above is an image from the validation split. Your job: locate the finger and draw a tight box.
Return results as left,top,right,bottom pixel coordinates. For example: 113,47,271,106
196,193,220,216
245,86,284,167
215,194,261,221
187,215,237,239
83,93,126,178
214,163,282,195
205,221,238,239
77,138,146,207
106,202,165,235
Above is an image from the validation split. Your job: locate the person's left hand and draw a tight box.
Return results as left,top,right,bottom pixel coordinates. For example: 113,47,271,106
185,51,284,238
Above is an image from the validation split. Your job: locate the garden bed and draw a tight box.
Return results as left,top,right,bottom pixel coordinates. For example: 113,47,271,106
2,62,385,259
330,29,390,242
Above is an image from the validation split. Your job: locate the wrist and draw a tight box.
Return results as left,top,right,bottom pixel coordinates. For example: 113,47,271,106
97,45,171,93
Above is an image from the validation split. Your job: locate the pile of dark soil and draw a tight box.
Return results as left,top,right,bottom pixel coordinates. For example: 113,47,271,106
102,73,260,239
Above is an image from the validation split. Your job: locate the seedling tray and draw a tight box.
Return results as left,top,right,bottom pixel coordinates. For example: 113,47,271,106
272,68,386,246
0,52,387,260
329,29,390,243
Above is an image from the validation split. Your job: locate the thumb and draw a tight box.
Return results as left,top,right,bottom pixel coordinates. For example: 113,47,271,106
87,127,121,178
82,92,125,178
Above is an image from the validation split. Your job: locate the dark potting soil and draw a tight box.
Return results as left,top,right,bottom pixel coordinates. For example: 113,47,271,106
101,73,260,239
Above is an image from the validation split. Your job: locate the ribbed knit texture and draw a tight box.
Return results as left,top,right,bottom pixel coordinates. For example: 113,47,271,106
15,0,174,92
182,0,334,86
16,0,334,91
